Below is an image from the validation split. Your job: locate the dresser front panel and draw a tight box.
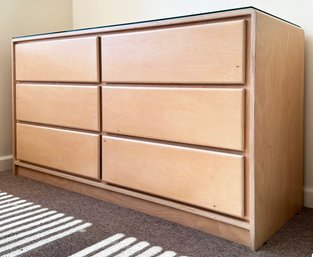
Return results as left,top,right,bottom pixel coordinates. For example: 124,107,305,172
16,84,100,131
101,20,246,84
15,37,100,82
102,136,245,217
16,123,100,178
102,86,245,150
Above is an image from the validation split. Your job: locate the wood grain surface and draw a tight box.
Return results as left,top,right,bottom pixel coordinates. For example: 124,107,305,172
102,135,245,217
102,86,245,150
16,123,100,178
15,37,100,82
16,84,100,131
101,20,246,84
253,12,304,249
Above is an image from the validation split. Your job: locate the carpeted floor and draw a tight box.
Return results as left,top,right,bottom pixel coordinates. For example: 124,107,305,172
0,170,312,257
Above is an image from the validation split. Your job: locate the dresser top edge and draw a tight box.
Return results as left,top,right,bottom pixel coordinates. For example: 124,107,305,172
12,6,300,43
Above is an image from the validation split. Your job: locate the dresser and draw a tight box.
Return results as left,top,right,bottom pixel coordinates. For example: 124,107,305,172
12,7,304,250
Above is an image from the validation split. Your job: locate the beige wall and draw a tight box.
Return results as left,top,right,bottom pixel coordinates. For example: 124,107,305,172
72,0,313,207
0,0,73,171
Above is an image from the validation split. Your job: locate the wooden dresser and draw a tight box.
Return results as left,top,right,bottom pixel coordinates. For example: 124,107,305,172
12,7,304,249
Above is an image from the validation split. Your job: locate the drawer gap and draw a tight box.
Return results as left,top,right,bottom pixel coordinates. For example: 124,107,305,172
103,133,245,155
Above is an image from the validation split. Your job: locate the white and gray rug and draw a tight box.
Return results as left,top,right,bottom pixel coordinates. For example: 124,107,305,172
0,170,312,257
0,190,189,257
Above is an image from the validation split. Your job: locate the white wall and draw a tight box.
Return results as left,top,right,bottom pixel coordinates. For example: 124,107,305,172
0,0,73,171
72,0,313,207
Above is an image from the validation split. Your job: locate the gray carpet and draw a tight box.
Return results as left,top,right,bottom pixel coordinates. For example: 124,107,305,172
0,170,312,257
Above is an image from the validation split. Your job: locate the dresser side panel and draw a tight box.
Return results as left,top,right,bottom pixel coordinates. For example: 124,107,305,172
253,12,304,249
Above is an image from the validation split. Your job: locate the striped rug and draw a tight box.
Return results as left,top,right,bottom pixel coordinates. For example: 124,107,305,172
0,191,91,257
69,233,189,257
0,191,189,257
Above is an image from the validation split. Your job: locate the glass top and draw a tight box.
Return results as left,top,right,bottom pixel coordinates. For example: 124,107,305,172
13,6,300,39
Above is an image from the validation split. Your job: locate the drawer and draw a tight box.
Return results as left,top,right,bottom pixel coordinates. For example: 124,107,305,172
101,20,246,84
102,136,245,217
15,37,99,82
16,123,100,178
16,84,100,131
102,87,245,151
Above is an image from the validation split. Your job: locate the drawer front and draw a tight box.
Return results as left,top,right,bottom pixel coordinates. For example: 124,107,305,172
102,87,245,151
101,20,246,84
16,84,100,131
16,123,100,178
15,37,99,82
102,136,245,217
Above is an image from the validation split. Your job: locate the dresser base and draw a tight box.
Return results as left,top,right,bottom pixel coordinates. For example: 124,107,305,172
15,165,251,248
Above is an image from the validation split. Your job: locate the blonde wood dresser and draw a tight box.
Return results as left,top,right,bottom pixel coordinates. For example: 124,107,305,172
12,7,304,250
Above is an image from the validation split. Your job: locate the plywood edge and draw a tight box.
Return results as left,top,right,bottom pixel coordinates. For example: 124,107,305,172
240,88,246,151
11,41,17,175
15,165,251,247
240,19,247,84
16,122,100,136
16,83,100,88
14,35,99,45
103,135,245,159
248,10,257,250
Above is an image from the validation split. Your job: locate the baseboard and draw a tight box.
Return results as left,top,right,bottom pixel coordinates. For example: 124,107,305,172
0,155,13,172
304,186,313,208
